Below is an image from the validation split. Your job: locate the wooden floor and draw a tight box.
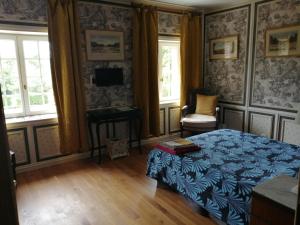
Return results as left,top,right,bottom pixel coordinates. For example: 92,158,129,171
17,148,215,225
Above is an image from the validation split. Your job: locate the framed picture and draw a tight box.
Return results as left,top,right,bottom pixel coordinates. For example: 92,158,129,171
209,35,238,60
265,25,300,57
85,30,124,61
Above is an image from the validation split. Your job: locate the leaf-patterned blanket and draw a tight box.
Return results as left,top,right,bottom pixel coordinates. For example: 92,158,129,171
146,129,300,225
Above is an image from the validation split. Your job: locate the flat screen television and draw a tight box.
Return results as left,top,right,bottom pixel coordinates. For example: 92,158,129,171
95,68,123,87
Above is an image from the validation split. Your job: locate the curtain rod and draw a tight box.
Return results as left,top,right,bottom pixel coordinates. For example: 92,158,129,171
79,0,202,15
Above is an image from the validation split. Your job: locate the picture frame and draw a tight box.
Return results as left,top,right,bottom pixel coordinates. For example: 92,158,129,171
265,25,300,57
85,30,124,61
209,35,239,60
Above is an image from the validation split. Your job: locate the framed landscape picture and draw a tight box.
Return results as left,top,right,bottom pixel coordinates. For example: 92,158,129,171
85,30,124,61
209,35,238,60
265,25,300,57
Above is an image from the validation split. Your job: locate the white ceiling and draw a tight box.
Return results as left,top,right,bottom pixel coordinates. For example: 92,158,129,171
149,0,252,9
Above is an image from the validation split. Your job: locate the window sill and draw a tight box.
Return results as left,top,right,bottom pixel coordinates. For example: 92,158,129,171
6,113,58,125
160,100,180,107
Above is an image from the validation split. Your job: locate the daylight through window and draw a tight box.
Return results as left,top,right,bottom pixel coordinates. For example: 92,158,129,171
0,32,56,118
158,37,181,103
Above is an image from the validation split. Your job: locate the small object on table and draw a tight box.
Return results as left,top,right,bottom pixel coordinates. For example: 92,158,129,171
156,138,200,155
250,175,297,225
107,138,129,160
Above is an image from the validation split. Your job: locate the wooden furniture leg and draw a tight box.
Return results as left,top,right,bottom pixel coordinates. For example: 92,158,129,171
129,119,132,149
96,123,101,164
88,122,95,158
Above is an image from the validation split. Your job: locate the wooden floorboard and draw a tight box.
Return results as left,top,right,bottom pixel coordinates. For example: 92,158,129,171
16,148,216,225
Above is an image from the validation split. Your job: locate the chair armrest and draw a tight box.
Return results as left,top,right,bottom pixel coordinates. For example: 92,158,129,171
182,105,190,117
215,106,220,129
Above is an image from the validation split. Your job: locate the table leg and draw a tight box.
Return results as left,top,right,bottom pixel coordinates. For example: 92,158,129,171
138,117,143,153
112,122,116,138
106,122,109,139
96,123,101,164
88,122,95,158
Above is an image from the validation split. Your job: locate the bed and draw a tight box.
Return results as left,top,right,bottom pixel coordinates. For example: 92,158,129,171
146,129,300,225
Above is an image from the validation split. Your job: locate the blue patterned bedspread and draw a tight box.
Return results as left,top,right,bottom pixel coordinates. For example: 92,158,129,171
146,129,300,225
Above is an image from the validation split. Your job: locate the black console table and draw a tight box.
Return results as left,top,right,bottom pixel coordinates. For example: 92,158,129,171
87,106,143,163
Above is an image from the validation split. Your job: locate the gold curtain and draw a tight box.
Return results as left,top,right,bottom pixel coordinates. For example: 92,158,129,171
180,14,203,107
48,0,88,154
133,6,160,137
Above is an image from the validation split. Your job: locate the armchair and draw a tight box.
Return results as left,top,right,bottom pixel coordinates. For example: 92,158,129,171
180,88,220,137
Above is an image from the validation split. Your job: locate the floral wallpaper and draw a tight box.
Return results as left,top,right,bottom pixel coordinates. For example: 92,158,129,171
0,0,182,110
79,4,181,109
204,6,250,105
251,0,300,110
0,0,47,23
78,2,134,109
158,12,181,35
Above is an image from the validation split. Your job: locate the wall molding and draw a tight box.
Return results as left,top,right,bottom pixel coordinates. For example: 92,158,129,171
0,20,47,27
33,123,64,162
17,132,180,174
223,107,246,131
7,127,31,166
277,115,295,141
205,3,251,16
79,0,199,14
168,106,181,134
248,111,275,138
160,108,166,136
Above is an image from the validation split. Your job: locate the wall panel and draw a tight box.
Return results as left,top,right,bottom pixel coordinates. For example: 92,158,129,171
168,107,181,134
160,108,166,135
7,128,30,166
223,108,245,131
248,112,275,138
33,124,62,161
277,116,296,142
282,122,300,146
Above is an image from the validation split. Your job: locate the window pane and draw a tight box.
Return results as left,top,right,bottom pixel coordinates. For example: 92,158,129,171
23,39,56,113
1,59,19,78
27,76,43,93
23,40,39,59
25,59,41,76
0,38,23,116
29,95,43,105
39,41,50,59
158,39,180,103
0,39,16,58
40,59,51,78
3,78,21,95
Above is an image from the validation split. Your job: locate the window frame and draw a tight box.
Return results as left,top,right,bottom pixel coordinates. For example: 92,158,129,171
158,36,181,104
0,30,56,119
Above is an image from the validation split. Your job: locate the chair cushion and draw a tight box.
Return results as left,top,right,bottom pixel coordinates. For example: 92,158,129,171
195,94,218,116
181,114,216,128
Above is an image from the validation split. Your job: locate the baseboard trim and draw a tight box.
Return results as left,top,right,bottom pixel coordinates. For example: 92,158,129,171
16,133,180,174
16,151,93,174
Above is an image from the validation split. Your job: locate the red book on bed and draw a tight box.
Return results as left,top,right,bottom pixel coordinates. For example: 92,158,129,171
156,139,200,155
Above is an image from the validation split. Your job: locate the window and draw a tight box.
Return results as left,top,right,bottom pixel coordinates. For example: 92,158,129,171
158,37,181,103
0,32,56,118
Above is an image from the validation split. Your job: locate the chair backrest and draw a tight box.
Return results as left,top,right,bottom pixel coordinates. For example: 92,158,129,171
187,88,216,113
